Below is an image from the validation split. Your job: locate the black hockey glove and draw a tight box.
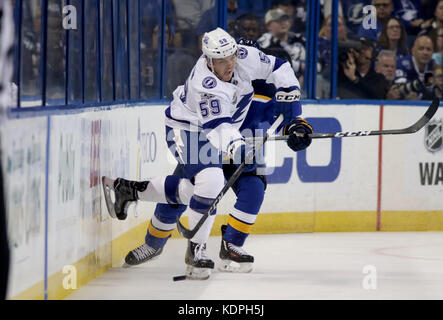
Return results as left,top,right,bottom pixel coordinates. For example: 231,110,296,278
283,118,313,152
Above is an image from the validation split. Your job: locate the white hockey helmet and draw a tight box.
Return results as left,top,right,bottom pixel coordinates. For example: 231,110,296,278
202,27,237,59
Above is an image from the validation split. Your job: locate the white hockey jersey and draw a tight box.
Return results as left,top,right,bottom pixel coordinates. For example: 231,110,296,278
165,45,300,154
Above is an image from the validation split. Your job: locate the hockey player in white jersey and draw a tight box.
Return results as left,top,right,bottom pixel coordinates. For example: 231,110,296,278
102,28,312,279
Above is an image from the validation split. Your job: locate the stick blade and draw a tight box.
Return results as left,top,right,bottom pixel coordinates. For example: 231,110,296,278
424,97,440,122
405,97,440,134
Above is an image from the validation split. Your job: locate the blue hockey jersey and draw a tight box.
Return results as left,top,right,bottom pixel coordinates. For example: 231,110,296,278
395,55,434,84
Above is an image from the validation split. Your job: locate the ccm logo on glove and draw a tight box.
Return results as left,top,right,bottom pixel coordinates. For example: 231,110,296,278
276,89,300,102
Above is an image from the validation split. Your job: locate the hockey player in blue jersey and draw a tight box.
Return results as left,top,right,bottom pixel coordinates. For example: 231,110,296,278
102,28,313,279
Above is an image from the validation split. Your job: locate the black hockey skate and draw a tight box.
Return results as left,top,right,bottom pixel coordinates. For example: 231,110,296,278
123,243,163,267
219,224,254,273
102,176,149,220
185,241,215,280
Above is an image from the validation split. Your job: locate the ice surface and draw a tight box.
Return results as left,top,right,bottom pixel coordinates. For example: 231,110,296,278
66,231,443,300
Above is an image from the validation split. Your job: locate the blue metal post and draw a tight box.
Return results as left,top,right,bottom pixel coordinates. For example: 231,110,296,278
218,0,227,30
306,0,319,99
82,0,86,103
111,0,116,101
97,0,102,102
16,0,23,107
312,0,320,99
41,0,48,106
330,0,339,99
160,0,166,98
65,0,70,105
137,0,141,100
126,0,131,99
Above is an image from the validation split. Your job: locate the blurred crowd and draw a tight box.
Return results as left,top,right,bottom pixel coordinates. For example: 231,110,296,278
318,0,443,100
150,0,443,100
13,0,443,104
221,0,443,100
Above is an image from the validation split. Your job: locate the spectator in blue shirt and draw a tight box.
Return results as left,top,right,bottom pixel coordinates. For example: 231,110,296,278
358,0,394,41
420,0,443,54
431,27,443,64
376,17,409,60
395,35,435,99
420,0,443,32
392,0,424,35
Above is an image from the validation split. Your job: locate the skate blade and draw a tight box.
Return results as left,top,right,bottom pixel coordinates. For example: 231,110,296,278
218,260,253,273
185,265,211,280
102,176,117,219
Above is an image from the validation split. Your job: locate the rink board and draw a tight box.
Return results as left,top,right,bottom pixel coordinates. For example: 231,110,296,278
2,102,443,299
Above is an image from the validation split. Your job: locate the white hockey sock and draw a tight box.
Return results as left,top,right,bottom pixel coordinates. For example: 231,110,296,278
137,176,194,204
188,209,216,245
185,167,224,244
137,176,167,203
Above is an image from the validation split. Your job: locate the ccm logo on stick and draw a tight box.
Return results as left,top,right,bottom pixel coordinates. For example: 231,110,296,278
335,131,371,137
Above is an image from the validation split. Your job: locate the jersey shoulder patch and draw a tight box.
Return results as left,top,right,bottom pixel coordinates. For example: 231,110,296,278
202,76,217,89
238,47,248,59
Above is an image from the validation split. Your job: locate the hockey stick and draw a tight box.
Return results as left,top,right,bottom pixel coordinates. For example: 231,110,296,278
248,97,440,142
176,114,285,240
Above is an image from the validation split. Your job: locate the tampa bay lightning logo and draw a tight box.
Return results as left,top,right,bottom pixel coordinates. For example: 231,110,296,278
202,76,217,89
238,47,248,59
402,59,411,69
346,4,366,25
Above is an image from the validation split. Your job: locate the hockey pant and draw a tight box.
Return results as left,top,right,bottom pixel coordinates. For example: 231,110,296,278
141,125,225,245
